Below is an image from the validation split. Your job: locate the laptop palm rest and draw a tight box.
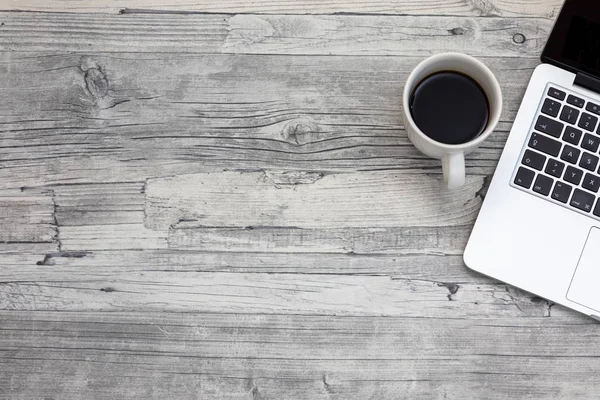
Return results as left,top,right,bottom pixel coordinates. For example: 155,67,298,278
567,227,600,314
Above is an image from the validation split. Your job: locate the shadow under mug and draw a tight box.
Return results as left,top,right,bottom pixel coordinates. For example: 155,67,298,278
403,53,503,190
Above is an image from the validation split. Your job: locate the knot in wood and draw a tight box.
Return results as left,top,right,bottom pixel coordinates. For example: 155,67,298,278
84,68,109,99
512,33,526,44
282,118,319,146
449,27,466,36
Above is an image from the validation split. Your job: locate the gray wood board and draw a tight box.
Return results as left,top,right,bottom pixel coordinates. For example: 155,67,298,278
0,312,596,400
0,0,563,17
3,8,599,400
0,13,551,56
2,51,535,188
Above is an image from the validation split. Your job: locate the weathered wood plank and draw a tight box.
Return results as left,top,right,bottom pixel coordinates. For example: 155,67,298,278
0,270,557,317
25,181,474,254
168,224,470,255
222,14,550,56
1,5,594,400
0,251,474,282
1,311,595,400
0,243,59,269
0,13,552,57
0,188,56,244
0,188,59,265
58,224,168,250
53,181,145,226
0,52,535,189
145,171,485,229
4,180,478,282
0,0,563,18
5,359,594,400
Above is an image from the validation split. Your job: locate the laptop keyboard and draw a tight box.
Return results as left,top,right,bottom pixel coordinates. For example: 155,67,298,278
512,84,600,219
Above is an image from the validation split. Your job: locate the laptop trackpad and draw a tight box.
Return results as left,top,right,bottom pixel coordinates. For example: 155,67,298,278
567,227,600,313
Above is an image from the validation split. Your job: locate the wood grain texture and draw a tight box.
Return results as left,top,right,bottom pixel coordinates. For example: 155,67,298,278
0,0,563,17
1,312,595,400
0,13,552,56
222,14,551,56
144,171,485,229
0,251,472,281
0,188,56,243
1,50,534,189
0,271,557,317
3,6,599,400
168,224,471,255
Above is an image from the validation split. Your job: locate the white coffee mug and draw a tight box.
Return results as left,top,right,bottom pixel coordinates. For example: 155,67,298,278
403,53,503,190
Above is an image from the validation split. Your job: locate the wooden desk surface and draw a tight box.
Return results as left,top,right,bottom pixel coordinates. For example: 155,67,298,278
3,1,600,399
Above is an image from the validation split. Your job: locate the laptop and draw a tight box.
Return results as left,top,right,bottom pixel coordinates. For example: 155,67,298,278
464,0,600,319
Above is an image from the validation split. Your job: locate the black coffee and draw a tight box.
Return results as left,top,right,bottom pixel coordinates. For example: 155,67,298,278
409,71,489,145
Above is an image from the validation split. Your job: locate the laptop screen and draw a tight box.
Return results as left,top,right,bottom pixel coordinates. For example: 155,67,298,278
542,0,600,79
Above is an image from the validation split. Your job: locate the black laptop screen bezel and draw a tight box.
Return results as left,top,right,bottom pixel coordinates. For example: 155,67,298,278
542,0,600,79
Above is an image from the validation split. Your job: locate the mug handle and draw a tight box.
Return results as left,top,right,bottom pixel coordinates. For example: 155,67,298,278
442,153,465,190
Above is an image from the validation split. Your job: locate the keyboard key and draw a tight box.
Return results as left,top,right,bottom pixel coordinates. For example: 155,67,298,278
567,94,585,108
541,98,561,117
587,102,600,115
582,173,600,193
552,181,572,203
521,150,546,171
565,165,584,185
514,167,535,189
545,159,565,178
560,145,581,164
578,113,598,132
594,199,600,217
533,174,553,196
563,126,582,145
529,133,561,157
560,105,580,125
580,152,599,171
548,87,566,101
581,133,600,152
535,115,563,138
570,189,595,213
